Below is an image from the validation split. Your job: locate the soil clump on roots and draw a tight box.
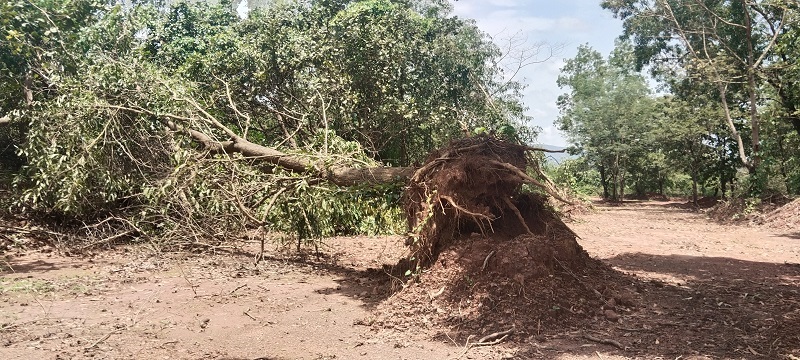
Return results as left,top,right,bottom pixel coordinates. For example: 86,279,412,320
374,136,634,343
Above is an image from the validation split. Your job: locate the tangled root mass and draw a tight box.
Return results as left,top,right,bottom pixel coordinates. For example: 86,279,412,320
403,135,580,267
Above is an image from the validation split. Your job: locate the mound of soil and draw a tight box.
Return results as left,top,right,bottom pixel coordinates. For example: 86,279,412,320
761,197,800,230
707,198,758,223
694,196,719,208
707,197,796,226
669,196,718,210
376,136,633,342
373,234,635,342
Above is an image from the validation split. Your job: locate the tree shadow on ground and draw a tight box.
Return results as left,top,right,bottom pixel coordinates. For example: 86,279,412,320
510,253,800,359
1,259,61,274
250,249,401,309
575,253,800,359
595,205,697,215
0,255,87,276
590,199,648,207
776,231,800,240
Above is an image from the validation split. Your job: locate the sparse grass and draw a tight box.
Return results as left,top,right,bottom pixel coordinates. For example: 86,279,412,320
0,278,56,294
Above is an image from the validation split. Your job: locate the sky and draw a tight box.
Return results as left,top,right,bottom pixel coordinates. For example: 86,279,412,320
450,0,624,147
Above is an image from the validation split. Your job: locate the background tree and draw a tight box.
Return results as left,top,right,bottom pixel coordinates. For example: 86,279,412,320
556,42,656,201
601,0,799,182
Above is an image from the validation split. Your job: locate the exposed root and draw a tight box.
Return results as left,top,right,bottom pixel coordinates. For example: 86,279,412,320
439,195,494,221
504,197,533,235
404,136,577,265
456,327,515,359
481,250,495,272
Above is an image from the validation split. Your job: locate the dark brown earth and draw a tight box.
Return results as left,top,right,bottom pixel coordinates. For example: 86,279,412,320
2,199,799,359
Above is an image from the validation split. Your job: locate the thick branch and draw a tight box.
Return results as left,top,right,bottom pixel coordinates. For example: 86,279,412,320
98,103,413,186
716,83,752,170
169,119,414,186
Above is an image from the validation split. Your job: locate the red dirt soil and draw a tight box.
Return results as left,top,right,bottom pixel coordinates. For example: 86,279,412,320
1,199,799,359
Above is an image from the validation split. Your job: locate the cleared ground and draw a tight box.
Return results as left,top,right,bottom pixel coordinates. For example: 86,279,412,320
1,200,798,359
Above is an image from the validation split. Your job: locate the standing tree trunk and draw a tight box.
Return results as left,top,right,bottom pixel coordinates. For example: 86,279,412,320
24,74,34,106
742,1,761,172
691,166,699,206
599,164,610,199
618,158,626,201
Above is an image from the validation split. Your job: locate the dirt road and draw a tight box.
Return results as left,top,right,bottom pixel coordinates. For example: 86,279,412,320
1,200,798,359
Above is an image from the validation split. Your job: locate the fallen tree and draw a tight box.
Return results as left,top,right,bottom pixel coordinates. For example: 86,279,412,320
102,98,577,263
96,100,566,192
9,60,568,252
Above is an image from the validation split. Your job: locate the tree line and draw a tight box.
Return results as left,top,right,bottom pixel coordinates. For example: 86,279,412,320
555,0,800,203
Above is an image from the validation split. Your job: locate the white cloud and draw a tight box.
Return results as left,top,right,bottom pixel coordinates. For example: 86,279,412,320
486,0,521,7
451,1,623,146
536,126,567,147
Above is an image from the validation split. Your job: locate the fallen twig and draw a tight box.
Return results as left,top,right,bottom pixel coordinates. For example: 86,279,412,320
0,225,66,238
477,327,514,344
582,333,624,350
177,261,198,296
229,284,248,295
84,330,119,350
472,334,511,346
617,326,648,332
481,251,495,272
454,327,514,359
79,231,134,251
428,286,446,300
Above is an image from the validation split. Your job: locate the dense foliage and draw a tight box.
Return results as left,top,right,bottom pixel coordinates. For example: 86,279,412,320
0,0,533,247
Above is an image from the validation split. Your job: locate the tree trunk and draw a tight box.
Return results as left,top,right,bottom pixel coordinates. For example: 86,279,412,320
721,176,727,198
612,154,620,202
202,133,415,186
619,167,626,202
611,174,618,202
790,117,800,137
104,105,417,186
691,168,698,206
718,83,752,171
24,74,34,106
599,165,609,199
742,3,761,171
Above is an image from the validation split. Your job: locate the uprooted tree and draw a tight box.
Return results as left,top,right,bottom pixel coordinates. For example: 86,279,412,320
1,0,559,249
0,0,626,339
